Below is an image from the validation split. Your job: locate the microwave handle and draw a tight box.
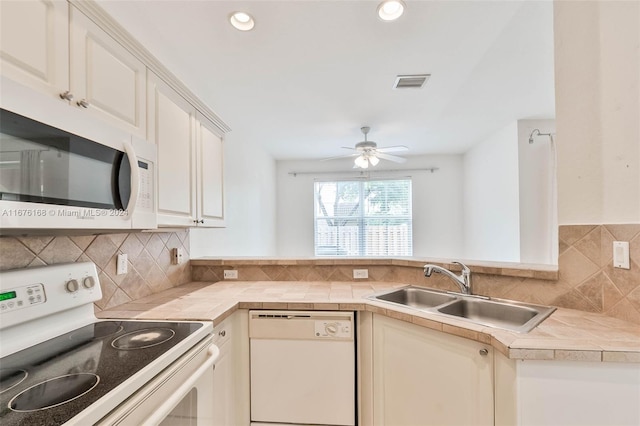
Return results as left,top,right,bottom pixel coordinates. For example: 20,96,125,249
122,139,139,220
141,344,220,425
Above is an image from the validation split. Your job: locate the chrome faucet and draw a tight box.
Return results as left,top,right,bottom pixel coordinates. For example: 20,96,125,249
424,262,472,295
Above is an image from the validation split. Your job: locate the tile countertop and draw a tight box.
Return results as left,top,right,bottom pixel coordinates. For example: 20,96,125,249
96,281,640,363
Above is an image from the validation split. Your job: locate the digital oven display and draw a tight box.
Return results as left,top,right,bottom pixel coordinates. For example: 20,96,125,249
0,291,17,301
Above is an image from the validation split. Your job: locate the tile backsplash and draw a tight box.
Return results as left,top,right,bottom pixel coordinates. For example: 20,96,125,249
0,230,191,311
192,224,640,325
2,224,639,325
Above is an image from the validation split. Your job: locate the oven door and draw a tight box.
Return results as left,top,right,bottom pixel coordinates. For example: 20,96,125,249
96,336,218,426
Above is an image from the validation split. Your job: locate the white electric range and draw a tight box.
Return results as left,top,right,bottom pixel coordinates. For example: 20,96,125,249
0,262,217,425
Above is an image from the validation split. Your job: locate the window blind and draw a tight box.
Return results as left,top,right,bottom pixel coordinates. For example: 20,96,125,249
314,179,413,256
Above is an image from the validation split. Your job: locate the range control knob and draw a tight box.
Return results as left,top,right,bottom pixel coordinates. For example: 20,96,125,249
325,323,339,335
83,276,96,289
65,279,79,293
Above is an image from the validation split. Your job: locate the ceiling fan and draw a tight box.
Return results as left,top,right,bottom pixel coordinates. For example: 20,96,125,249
322,127,409,168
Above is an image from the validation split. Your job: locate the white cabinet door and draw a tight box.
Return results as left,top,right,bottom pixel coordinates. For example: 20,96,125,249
69,6,146,138
148,71,197,226
212,320,234,426
372,314,494,426
211,312,250,426
196,114,225,227
0,0,69,98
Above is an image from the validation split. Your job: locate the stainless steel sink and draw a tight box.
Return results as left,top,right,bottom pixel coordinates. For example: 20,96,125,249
373,287,457,309
436,298,555,333
368,286,555,333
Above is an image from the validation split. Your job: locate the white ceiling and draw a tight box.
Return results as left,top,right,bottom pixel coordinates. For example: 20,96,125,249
97,0,555,160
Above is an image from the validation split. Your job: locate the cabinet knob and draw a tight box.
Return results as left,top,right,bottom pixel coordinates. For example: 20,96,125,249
479,348,489,356
219,330,226,337
77,99,90,108
59,91,74,101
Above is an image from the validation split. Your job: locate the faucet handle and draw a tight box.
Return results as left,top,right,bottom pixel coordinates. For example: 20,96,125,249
452,261,470,275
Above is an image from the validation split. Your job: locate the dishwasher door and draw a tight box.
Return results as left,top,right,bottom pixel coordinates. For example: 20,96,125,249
249,310,355,426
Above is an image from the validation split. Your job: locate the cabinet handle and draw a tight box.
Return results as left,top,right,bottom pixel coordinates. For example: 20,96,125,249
194,219,204,224
77,99,90,108
59,91,74,101
479,348,489,356
219,330,226,337
200,219,205,224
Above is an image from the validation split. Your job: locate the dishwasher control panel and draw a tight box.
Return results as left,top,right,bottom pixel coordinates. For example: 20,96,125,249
314,320,351,338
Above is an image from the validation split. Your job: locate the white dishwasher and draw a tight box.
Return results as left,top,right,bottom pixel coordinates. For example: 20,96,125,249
249,310,355,426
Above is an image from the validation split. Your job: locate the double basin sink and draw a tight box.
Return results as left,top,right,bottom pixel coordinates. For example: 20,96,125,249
369,286,556,333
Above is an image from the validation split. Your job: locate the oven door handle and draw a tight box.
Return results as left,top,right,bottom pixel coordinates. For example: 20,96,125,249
122,139,139,220
142,344,220,425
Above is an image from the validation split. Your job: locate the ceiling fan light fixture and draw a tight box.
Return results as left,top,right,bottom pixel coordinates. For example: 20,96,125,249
377,0,406,21
368,155,380,166
229,11,255,31
354,155,370,169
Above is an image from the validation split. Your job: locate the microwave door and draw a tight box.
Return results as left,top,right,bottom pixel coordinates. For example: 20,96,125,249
115,140,140,220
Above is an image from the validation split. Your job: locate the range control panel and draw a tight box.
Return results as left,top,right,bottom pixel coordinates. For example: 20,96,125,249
0,283,46,313
0,262,102,330
314,320,352,338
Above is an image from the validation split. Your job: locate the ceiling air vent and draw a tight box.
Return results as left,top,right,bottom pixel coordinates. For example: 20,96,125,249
393,74,430,89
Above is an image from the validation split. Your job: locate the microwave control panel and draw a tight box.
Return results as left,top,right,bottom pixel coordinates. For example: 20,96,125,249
136,160,154,212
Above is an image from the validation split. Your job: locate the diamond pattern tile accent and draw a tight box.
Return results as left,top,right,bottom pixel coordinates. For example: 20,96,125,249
0,231,192,313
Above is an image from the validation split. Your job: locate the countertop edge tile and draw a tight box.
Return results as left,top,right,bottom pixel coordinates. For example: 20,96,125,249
96,280,640,363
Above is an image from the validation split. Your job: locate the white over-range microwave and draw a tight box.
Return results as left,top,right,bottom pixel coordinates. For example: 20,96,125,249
0,80,156,233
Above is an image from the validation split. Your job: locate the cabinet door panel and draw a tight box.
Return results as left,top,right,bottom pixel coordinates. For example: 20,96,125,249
0,0,68,97
372,315,493,426
148,72,197,226
70,6,145,137
198,117,225,226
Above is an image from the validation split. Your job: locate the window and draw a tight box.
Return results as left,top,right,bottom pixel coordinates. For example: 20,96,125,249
314,179,413,256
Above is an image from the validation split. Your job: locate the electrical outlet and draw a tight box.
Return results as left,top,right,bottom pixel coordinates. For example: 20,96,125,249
224,270,238,279
613,241,630,269
353,269,369,279
171,247,184,265
117,254,128,275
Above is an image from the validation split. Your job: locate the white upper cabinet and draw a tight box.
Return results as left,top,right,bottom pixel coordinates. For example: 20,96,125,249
0,0,69,99
148,71,226,228
0,2,146,138
147,71,197,226
69,6,146,138
197,113,225,227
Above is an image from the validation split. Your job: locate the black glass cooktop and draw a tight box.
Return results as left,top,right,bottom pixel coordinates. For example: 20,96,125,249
0,321,202,426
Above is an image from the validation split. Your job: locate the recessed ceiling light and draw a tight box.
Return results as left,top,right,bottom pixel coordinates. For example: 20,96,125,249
377,0,406,21
229,11,255,31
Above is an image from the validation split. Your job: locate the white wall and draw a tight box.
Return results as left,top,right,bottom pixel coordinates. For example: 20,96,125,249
555,1,640,224
190,132,277,257
276,155,464,258
463,123,520,262
518,119,556,264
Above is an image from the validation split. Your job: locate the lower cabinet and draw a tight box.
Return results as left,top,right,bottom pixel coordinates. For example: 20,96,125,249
495,351,640,426
371,314,494,426
211,311,250,426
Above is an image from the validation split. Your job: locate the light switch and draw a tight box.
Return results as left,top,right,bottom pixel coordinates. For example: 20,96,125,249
613,241,630,269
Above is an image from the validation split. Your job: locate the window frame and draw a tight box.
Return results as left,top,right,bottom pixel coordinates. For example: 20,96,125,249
313,177,413,257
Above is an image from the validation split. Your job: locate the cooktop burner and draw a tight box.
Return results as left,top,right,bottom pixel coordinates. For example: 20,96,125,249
0,320,203,426
0,369,27,394
112,327,176,350
9,373,100,412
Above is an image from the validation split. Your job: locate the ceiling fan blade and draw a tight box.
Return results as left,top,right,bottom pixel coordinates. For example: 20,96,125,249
341,146,358,151
376,152,407,163
320,153,360,162
377,145,409,153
